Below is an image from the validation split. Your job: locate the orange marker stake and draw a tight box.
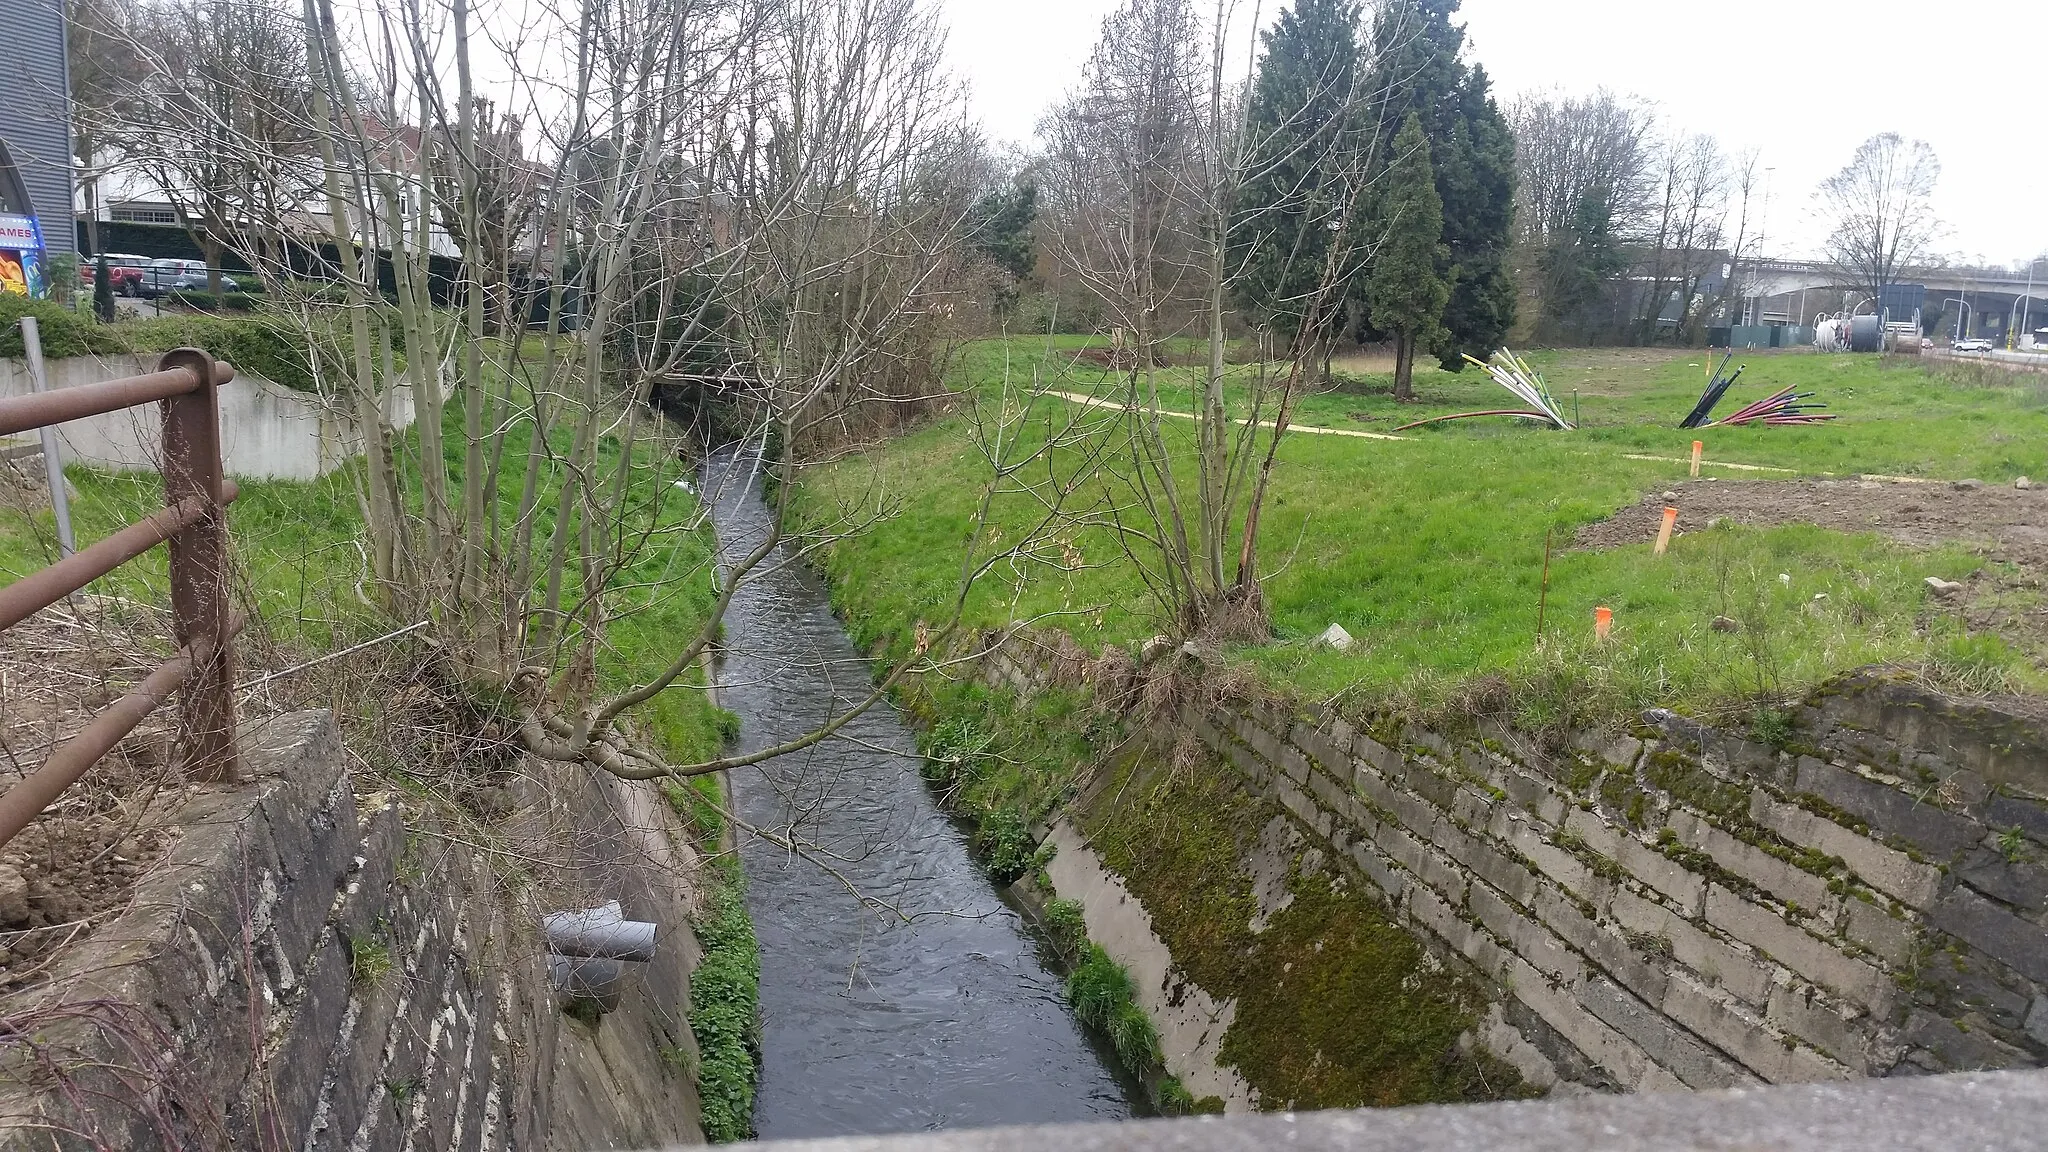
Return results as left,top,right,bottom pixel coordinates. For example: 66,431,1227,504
1690,440,1703,478
1654,506,1678,555
1594,605,1614,641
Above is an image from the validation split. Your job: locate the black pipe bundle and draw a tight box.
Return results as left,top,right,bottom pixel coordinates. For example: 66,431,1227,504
1679,353,1745,429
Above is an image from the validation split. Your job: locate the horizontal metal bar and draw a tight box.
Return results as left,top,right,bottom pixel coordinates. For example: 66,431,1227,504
0,363,233,438
0,612,246,850
0,480,239,633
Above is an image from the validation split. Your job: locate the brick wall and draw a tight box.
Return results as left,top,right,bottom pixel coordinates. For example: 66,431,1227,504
0,709,709,1150
985,645,2048,1092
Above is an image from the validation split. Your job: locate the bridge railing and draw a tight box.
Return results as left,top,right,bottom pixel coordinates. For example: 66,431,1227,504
0,348,243,850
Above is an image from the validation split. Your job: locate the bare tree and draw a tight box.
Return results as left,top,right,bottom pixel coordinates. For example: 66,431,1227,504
1816,133,1943,308
101,0,313,295
1039,0,1386,640
1706,147,1762,328
1634,131,1726,344
80,0,1095,793
1509,88,1653,340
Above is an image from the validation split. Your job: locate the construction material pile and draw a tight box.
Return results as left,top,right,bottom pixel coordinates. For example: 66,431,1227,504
1708,386,1835,427
1391,348,1573,432
1680,352,1834,428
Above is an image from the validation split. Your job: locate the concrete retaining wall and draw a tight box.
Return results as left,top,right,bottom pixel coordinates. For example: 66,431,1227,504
0,353,420,481
986,644,2048,1094
0,709,709,1150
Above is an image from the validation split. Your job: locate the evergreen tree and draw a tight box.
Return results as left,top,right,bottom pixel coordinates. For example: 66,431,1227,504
1357,0,1515,368
967,179,1040,317
1434,65,1516,367
1364,113,1448,401
968,180,1039,281
1229,0,1364,350
92,252,116,323
1538,183,1622,340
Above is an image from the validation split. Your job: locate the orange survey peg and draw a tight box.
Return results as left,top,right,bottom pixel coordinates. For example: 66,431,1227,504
1655,506,1679,555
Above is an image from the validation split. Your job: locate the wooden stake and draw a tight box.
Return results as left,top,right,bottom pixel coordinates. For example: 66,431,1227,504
1690,440,1703,478
1537,525,1553,644
1594,605,1613,642
1654,506,1679,555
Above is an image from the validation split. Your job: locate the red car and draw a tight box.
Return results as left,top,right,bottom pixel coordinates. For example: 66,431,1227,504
80,253,148,296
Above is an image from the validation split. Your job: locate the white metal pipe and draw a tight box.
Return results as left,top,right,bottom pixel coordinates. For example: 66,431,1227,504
17,318,75,558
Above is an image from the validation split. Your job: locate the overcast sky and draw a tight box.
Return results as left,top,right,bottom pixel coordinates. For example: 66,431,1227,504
938,0,2046,267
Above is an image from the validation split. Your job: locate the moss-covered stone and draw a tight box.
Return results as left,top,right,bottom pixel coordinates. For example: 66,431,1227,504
1086,755,1528,1110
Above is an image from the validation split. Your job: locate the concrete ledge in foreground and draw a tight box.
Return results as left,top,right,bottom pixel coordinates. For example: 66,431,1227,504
682,1069,2048,1152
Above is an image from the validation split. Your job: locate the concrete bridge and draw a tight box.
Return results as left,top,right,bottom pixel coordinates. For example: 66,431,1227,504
1740,259,2044,342
706,1068,2048,1152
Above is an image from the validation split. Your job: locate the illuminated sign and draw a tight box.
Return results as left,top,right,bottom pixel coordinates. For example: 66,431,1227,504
0,213,46,298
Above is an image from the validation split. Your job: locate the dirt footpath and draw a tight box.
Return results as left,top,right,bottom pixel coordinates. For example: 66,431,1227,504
1578,476,2048,569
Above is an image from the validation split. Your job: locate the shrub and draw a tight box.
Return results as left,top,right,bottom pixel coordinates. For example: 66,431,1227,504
0,295,322,393
689,860,761,1143
1066,944,1161,1074
0,294,111,359
166,289,263,312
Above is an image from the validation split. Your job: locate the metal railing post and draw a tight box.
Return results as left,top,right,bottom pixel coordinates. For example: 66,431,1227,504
157,347,237,783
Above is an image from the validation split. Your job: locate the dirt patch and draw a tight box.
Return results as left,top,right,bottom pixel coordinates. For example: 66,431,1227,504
0,602,193,990
1576,476,2048,564
1577,476,2048,669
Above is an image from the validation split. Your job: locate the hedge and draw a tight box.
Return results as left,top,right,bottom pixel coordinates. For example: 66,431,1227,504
0,294,321,393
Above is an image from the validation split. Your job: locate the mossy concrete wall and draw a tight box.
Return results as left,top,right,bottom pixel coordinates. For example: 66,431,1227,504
987,643,2048,1096
0,709,711,1150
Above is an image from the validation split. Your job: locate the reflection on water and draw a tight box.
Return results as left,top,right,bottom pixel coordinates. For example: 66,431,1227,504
706,451,1134,1141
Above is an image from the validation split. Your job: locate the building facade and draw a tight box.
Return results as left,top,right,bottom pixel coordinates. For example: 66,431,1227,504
0,0,75,295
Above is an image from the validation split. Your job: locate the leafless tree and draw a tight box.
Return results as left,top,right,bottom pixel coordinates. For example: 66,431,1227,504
96,0,314,294
1635,131,1726,344
82,0,1093,793
1816,133,1944,308
1039,0,1387,641
1508,87,1653,339
1707,148,1762,327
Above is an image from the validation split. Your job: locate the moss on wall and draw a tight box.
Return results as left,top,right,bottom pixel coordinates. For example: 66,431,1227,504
1084,754,1527,1109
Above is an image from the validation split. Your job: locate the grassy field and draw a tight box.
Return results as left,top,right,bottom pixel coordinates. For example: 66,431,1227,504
0,377,730,767
802,339,2045,729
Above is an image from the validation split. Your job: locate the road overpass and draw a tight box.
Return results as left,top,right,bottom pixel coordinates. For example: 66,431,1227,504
1738,259,2044,344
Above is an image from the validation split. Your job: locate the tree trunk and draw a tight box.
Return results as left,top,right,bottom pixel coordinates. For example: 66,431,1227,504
1393,332,1415,401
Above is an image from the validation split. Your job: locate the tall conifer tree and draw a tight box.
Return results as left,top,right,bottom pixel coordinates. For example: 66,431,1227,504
1365,113,1448,401
1230,0,1364,353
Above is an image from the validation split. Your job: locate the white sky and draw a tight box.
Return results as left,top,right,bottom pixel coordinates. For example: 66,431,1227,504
939,0,2047,266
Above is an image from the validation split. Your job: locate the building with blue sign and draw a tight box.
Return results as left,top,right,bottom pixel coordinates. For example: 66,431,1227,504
0,0,75,297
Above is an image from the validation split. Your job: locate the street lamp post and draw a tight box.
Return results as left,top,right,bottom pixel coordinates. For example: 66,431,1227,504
2013,259,2040,351
1945,298,1972,342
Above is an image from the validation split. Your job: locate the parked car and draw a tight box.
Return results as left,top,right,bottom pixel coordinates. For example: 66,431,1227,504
167,270,238,294
79,253,149,296
1951,338,1995,353
139,258,222,297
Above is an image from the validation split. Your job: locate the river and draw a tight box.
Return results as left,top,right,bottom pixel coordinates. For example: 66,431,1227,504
706,451,1135,1141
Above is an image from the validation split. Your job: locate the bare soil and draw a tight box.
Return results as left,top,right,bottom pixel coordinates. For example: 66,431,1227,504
1577,475,2048,663
1578,476,2048,561
0,603,189,989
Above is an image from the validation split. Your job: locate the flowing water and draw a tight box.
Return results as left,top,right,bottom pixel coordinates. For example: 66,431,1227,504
706,452,1135,1140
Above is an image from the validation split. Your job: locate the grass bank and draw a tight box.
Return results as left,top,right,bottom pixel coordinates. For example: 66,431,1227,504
0,356,753,1131
801,339,2040,730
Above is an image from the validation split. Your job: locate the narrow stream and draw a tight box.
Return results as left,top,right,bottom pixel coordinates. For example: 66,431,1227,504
706,451,1135,1141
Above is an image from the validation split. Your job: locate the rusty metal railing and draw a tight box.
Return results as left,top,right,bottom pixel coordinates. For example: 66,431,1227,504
0,348,243,849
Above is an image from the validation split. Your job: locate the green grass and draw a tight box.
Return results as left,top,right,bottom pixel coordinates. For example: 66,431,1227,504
672,774,761,1144
0,347,755,1132
800,339,2040,725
